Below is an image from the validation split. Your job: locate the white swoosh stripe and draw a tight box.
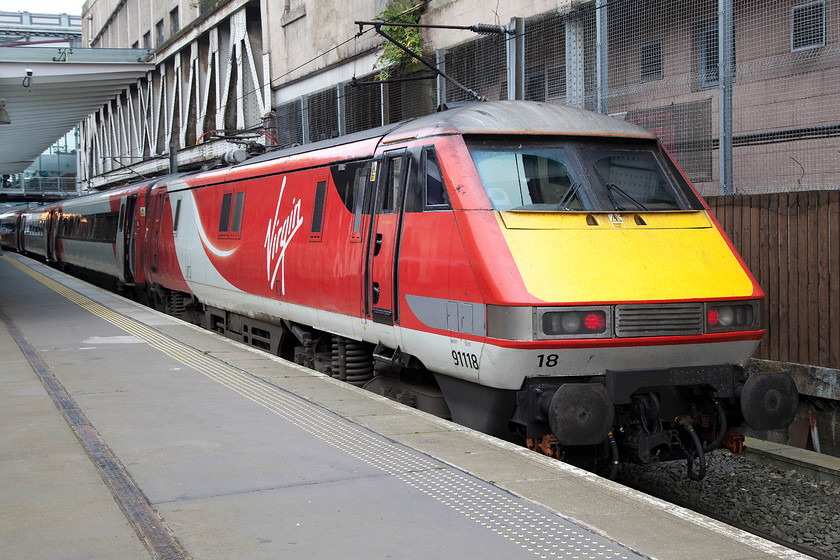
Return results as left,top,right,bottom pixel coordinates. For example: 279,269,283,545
189,191,237,257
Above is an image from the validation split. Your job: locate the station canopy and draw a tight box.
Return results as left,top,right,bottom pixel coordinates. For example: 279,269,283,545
0,46,154,175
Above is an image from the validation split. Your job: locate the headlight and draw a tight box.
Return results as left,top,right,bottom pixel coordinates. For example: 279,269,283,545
705,302,759,332
537,307,611,339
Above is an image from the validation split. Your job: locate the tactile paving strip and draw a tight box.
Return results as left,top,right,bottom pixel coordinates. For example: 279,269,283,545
5,255,641,560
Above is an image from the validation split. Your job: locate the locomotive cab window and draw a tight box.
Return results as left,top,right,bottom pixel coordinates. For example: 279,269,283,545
467,137,703,212
469,144,582,211
352,164,370,234
580,149,686,211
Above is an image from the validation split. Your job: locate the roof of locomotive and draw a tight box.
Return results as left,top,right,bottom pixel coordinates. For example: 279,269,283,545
242,100,655,168
385,100,656,140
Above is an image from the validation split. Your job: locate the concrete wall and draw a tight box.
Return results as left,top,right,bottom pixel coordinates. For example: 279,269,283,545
83,0,201,49
79,0,840,195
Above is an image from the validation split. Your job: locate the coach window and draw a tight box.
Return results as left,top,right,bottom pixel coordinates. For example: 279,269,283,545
172,198,182,235
230,191,245,236
309,180,327,242
219,193,232,233
423,148,450,210
219,190,246,238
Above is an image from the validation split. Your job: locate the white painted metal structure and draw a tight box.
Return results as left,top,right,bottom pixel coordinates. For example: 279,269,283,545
80,5,271,190
0,46,153,176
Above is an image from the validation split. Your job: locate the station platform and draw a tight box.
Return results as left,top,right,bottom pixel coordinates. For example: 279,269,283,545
0,252,808,560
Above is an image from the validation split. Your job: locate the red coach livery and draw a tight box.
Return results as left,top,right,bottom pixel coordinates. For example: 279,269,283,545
4,101,797,479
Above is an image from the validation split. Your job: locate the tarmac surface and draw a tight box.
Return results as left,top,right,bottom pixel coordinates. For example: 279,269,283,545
0,252,810,560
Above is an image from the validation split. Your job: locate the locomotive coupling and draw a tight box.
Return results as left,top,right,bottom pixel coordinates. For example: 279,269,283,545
739,371,799,430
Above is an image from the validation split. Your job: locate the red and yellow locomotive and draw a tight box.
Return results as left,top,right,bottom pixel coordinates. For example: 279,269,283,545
7,101,797,478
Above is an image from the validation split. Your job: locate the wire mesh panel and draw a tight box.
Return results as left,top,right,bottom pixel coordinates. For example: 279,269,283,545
728,0,840,193
383,74,437,122
343,76,383,135
625,100,713,183
269,0,840,196
273,98,303,149
522,1,722,192
523,12,571,103
443,33,508,102
308,87,339,142
539,0,840,195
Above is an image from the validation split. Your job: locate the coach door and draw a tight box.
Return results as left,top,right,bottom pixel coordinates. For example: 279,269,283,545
47,209,59,262
364,149,408,325
117,195,136,282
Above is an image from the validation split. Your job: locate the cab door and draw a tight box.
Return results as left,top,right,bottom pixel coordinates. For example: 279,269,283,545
364,149,408,325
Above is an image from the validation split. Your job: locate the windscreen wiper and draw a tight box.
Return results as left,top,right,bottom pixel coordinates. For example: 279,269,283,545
591,165,649,211
603,183,648,211
554,182,582,211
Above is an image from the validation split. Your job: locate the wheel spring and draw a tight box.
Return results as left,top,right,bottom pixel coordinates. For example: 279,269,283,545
166,292,188,317
331,336,374,386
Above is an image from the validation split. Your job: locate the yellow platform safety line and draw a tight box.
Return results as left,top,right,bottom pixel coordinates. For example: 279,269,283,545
4,255,633,560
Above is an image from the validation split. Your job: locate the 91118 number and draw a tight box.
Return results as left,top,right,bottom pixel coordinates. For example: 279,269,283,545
452,350,479,370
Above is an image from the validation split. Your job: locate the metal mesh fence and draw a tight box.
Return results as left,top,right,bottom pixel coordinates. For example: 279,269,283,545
269,1,840,195
269,32,505,148
443,33,508,102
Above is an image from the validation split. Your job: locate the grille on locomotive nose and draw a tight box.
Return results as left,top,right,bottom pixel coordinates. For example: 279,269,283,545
614,303,704,337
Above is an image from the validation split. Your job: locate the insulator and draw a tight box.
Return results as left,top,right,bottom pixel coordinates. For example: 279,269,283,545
471,23,505,35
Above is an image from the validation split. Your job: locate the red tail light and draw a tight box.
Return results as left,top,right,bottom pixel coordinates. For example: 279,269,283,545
705,302,758,332
585,312,607,332
542,309,609,337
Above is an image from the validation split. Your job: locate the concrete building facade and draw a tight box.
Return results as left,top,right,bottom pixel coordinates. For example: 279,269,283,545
79,0,840,196
0,10,82,48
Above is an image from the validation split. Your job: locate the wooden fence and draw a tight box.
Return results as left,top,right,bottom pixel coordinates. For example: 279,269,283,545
705,192,840,370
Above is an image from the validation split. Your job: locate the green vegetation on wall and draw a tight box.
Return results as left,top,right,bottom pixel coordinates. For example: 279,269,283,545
374,1,425,81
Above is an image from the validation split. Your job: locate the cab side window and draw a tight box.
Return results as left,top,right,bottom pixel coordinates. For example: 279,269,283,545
379,155,402,214
423,147,450,210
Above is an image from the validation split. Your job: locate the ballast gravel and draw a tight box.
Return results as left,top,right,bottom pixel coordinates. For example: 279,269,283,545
618,450,840,559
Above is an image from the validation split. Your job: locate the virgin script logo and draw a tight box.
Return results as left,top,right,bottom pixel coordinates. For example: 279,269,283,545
264,177,303,295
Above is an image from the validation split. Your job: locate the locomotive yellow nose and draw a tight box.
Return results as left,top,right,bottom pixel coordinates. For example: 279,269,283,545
497,210,758,304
